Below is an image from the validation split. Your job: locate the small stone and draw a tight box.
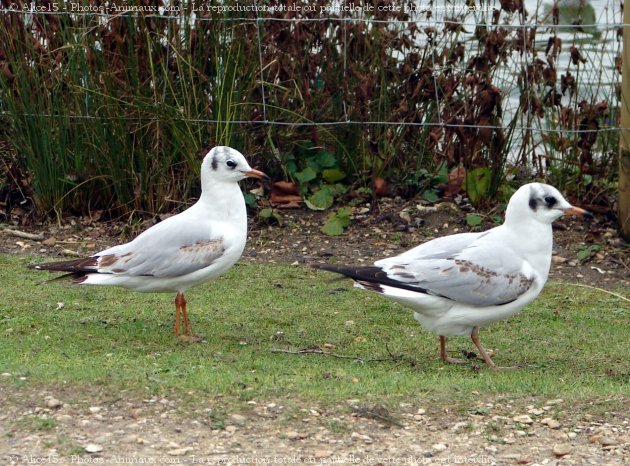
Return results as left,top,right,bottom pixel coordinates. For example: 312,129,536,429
541,418,561,429
89,406,101,414
416,408,426,415
230,414,246,426
225,425,237,433
1,372,11,377
42,237,57,246
588,434,603,444
46,398,63,409
567,432,577,439
552,444,572,457
314,450,332,458
547,399,563,405
432,443,448,452
552,256,568,264
548,419,561,429
286,431,304,440
121,434,137,444
84,443,103,453
168,447,193,456
528,408,544,416
600,437,618,447
512,415,534,425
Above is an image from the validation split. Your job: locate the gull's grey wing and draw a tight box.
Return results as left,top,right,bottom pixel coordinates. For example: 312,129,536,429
377,240,534,306
377,231,487,264
92,215,225,278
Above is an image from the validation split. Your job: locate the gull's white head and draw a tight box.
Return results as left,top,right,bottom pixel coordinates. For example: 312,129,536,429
201,146,269,184
505,182,590,225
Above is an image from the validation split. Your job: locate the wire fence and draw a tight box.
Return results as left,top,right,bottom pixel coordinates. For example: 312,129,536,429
0,0,625,131
0,0,625,215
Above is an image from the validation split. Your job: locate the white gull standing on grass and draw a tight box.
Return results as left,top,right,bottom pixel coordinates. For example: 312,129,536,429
314,183,591,369
31,146,269,340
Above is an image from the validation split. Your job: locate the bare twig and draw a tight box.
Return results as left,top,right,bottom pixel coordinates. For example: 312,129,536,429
2,229,45,241
609,256,630,273
558,283,630,304
270,348,400,363
353,405,405,428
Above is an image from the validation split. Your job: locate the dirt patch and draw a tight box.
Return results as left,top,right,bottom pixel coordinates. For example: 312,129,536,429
1,385,628,465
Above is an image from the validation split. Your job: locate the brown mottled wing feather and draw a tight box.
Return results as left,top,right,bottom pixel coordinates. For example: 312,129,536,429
93,239,225,278
376,243,534,306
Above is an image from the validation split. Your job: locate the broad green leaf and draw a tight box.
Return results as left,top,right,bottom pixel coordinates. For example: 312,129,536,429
466,167,492,205
322,168,346,183
305,187,334,210
335,207,352,227
321,218,345,236
243,193,256,206
422,190,439,203
313,151,337,168
294,166,317,184
258,208,282,225
577,244,600,261
466,213,483,227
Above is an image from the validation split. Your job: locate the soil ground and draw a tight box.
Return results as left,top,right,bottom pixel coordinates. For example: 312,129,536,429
1,197,628,465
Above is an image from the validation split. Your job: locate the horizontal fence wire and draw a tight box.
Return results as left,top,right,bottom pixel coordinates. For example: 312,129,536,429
0,2,626,132
0,111,623,133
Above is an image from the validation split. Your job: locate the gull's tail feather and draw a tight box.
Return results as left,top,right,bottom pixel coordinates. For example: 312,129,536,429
312,263,431,295
29,257,98,274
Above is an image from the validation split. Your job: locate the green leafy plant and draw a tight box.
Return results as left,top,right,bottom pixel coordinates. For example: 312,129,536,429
321,207,352,236
466,168,493,206
466,214,483,228
282,146,347,211
402,162,449,202
258,208,282,225
577,244,601,262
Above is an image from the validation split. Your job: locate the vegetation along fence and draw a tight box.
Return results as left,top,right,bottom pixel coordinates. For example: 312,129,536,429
0,0,625,222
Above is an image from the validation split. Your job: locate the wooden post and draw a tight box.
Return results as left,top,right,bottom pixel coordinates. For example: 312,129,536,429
620,1,630,241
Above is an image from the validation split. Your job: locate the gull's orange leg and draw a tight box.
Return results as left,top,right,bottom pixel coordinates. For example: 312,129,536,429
175,292,202,342
470,326,497,370
174,293,183,337
180,293,190,335
439,335,468,365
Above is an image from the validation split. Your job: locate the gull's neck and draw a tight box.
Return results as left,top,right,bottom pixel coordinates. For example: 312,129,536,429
502,215,553,280
197,180,245,220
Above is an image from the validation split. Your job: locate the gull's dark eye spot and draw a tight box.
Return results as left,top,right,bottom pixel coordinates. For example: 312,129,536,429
544,196,557,207
226,160,237,169
528,197,537,211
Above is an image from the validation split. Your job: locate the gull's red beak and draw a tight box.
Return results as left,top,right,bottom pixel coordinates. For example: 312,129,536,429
563,206,593,219
244,168,270,182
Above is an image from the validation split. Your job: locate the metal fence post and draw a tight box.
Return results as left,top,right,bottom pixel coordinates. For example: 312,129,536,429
620,3,630,240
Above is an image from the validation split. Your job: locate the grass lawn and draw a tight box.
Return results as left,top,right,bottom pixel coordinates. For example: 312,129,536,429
1,253,628,413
